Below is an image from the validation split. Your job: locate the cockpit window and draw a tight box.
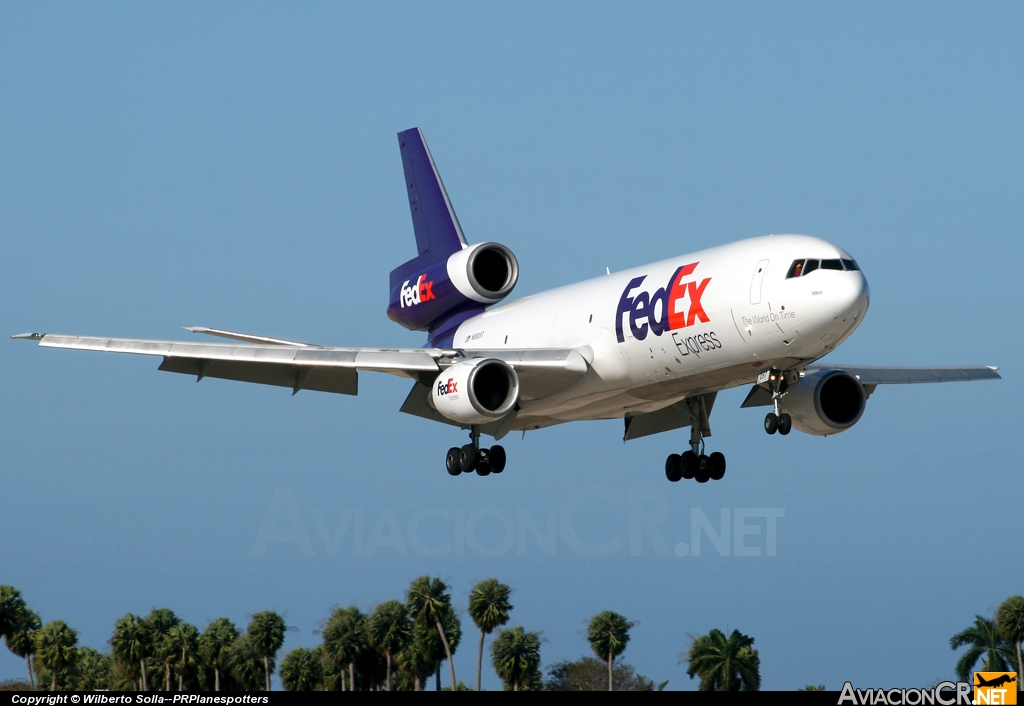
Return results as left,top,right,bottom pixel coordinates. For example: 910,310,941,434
786,257,859,278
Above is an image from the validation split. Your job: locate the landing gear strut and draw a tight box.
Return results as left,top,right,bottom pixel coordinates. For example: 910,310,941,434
446,426,506,477
665,395,726,483
763,371,792,436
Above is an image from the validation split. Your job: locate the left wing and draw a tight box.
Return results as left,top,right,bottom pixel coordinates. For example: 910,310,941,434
12,329,590,399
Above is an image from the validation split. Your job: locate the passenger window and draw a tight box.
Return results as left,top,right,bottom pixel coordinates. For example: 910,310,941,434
841,258,859,271
786,260,805,279
803,259,819,274
821,259,843,270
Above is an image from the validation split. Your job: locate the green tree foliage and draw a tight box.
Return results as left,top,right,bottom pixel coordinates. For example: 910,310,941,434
545,656,659,691
279,647,323,691
800,684,826,691
366,600,411,691
396,622,438,691
468,578,512,691
321,606,367,691
110,614,150,690
142,608,180,691
34,620,78,691
247,611,287,691
996,596,1024,689
198,618,238,692
229,635,271,691
312,645,345,691
683,628,760,691
587,611,636,691
950,615,1016,682
491,626,542,691
165,623,200,690
5,605,40,689
72,647,114,690
406,576,458,690
0,586,25,639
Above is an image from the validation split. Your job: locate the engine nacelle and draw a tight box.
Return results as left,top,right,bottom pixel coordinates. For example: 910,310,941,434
431,358,519,425
388,242,519,333
785,370,867,436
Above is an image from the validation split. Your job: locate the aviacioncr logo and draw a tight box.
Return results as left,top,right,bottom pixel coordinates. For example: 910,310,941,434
615,262,711,343
400,274,436,308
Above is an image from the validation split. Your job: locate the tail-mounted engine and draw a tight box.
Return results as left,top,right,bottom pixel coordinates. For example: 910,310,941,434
785,369,867,436
387,242,519,334
431,358,519,425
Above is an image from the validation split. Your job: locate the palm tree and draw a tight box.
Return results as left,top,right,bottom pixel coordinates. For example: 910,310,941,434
406,576,457,690
490,626,541,691
198,618,238,692
5,605,40,689
34,620,78,691
279,647,323,691
366,600,411,691
247,611,287,691
312,645,344,691
321,606,367,691
587,611,636,691
229,635,268,691
396,624,437,691
165,623,200,690
143,608,180,691
683,628,760,691
950,615,1015,682
74,647,114,690
411,609,462,691
997,596,1024,689
468,578,512,691
110,614,151,691
0,585,25,639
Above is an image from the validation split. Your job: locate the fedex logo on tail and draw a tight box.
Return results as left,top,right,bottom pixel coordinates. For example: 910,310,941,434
400,274,436,308
615,262,711,343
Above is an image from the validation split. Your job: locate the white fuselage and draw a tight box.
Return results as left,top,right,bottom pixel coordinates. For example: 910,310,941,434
452,234,870,429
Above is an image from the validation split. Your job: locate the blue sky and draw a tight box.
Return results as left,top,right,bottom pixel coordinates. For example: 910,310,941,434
1,1,1021,691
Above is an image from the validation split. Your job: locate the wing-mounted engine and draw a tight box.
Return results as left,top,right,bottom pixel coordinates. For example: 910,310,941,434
785,369,867,436
431,358,519,424
387,242,519,333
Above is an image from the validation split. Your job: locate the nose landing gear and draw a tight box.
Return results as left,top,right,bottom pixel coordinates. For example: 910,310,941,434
446,426,506,477
763,371,792,435
665,395,726,483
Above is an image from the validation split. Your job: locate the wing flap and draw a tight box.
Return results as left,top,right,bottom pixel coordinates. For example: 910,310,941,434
159,357,358,395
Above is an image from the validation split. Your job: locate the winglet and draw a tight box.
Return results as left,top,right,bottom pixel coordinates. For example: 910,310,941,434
12,333,45,340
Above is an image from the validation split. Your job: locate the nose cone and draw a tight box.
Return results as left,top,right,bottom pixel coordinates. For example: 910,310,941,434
835,270,870,321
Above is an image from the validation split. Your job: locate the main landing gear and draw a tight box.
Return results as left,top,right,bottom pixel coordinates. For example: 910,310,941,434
665,396,726,484
763,371,792,436
445,426,506,477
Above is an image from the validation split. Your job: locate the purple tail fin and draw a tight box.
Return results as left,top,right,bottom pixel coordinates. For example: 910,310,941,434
390,128,467,291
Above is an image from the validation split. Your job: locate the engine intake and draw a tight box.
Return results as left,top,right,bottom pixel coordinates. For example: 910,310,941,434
785,370,866,436
431,358,519,425
447,242,519,302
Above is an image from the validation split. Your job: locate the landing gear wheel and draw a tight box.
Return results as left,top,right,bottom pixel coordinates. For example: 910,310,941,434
694,454,711,483
680,451,699,480
489,445,506,474
446,447,462,476
476,461,492,476
665,454,683,482
778,413,792,435
764,412,779,435
708,451,726,481
459,444,478,474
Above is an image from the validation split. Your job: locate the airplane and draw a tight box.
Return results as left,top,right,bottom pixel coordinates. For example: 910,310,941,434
13,128,1001,483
